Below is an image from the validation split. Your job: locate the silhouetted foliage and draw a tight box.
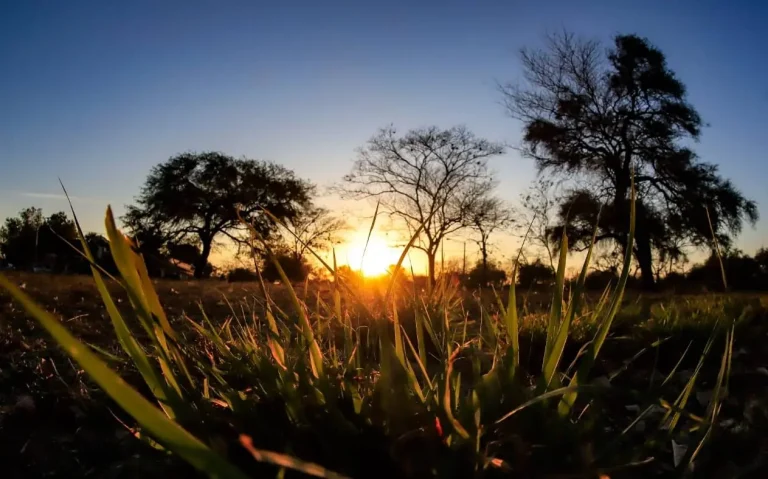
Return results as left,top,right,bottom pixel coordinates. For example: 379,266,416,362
78,232,117,275
517,259,554,289
227,267,258,283
261,251,310,283
0,208,78,272
465,261,506,288
583,268,618,291
341,125,505,286
124,151,313,278
282,206,346,260
687,250,763,292
501,32,757,290
468,197,515,275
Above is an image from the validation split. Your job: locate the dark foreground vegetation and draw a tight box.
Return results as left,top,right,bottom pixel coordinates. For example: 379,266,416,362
2,227,768,478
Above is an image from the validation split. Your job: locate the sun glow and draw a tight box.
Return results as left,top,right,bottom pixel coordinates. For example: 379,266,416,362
345,234,402,277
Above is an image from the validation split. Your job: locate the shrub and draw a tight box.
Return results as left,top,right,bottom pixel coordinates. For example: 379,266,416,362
227,267,258,282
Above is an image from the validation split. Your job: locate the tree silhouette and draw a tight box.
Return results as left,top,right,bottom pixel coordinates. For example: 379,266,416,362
517,259,555,290
261,249,311,283
466,260,506,288
124,152,313,278
0,208,78,271
282,206,346,261
501,32,757,289
468,197,514,283
341,125,504,286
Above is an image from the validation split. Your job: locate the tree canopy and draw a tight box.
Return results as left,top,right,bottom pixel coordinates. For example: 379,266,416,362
0,208,78,272
501,32,757,289
123,151,313,278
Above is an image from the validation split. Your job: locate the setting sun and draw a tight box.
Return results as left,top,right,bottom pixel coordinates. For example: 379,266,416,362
345,234,402,277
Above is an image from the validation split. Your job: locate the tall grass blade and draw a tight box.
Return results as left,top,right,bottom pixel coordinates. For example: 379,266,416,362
60,187,176,417
543,217,599,391
544,232,568,362
0,275,250,479
559,177,636,416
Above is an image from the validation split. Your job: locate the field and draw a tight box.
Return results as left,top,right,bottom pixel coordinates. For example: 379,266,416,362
2,264,768,478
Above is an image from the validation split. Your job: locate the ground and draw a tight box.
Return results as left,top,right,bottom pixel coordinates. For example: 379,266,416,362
1,271,768,478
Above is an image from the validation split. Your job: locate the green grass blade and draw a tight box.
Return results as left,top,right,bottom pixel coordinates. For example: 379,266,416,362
0,275,250,479
544,218,599,392
61,190,178,418
662,327,717,432
250,225,324,379
504,267,520,377
544,232,568,364
559,177,636,416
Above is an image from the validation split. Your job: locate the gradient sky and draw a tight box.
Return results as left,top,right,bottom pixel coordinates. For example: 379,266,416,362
1,0,766,267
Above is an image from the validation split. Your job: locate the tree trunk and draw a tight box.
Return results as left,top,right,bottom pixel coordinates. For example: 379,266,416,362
194,238,212,279
481,241,489,286
427,250,437,288
634,223,656,291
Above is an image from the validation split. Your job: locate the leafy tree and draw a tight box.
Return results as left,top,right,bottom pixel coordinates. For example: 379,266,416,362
0,208,78,272
755,247,768,276
74,233,117,275
341,125,504,286
124,152,313,278
501,32,757,289
227,267,258,282
262,250,310,283
583,268,618,291
465,260,506,288
517,258,554,290
687,250,762,292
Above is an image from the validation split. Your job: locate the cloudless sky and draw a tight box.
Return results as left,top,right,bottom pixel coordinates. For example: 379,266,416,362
1,0,766,266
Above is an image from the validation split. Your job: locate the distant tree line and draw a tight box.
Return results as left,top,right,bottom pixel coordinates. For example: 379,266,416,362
0,31,759,289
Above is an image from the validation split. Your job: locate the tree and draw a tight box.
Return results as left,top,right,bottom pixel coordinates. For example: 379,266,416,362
0,208,78,272
0,207,44,269
687,250,761,292
501,32,757,289
124,152,313,278
341,125,504,286
261,250,311,283
466,260,506,288
518,178,559,269
468,197,514,283
82,232,117,274
282,206,346,261
517,259,555,289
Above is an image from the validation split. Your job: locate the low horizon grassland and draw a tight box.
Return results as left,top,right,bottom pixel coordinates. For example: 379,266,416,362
1,194,768,478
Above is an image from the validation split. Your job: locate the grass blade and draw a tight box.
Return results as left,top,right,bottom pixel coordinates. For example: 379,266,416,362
0,275,250,479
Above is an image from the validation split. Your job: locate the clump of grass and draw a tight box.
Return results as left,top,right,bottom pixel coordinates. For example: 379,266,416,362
0,184,742,478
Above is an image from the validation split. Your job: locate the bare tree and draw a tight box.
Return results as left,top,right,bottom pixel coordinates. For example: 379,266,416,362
518,178,559,270
469,197,515,275
341,125,504,286
282,206,346,261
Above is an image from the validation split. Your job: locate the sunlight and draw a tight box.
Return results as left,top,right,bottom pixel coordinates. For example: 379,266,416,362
345,234,401,277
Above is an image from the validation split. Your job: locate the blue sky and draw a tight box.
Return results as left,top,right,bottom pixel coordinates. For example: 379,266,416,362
1,0,766,264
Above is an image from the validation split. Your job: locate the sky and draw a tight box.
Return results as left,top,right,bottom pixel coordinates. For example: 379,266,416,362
1,0,767,270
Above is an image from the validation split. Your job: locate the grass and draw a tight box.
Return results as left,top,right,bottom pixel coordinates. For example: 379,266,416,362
1,199,768,477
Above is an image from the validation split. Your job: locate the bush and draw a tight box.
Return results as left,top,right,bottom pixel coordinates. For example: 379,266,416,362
261,253,310,283
227,267,258,282
517,258,554,289
583,269,618,290
465,261,506,288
